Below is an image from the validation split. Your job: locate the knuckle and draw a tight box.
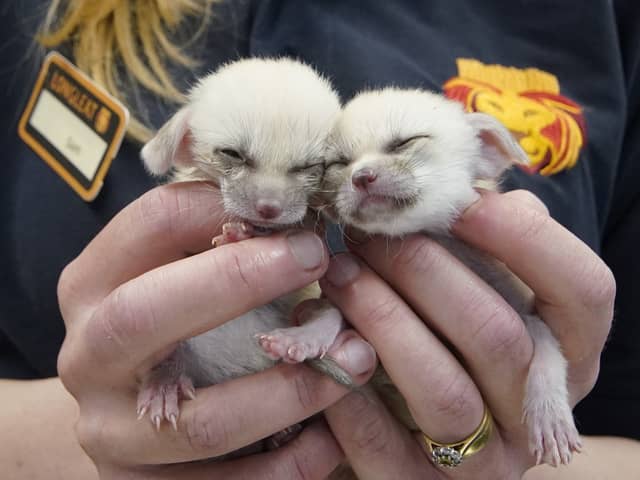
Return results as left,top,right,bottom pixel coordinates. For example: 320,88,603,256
57,329,102,392
427,367,476,421
576,259,616,312
135,185,182,239
75,410,110,461
56,338,82,390
57,261,88,322
56,263,75,308
358,295,404,335
572,359,601,401
267,445,318,480
469,300,529,362
90,290,134,350
184,408,232,455
393,236,443,276
353,415,392,457
286,448,316,480
343,392,394,457
85,285,155,360
292,371,322,412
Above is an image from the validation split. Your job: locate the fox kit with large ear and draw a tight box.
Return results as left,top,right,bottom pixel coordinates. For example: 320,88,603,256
324,88,529,235
142,57,341,230
322,87,580,467
136,59,345,443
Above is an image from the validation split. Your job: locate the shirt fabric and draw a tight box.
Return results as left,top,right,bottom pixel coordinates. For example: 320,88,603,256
1,0,638,439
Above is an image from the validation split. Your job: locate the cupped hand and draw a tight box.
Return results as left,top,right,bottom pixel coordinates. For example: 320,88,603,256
319,190,615,479
56,182,377,479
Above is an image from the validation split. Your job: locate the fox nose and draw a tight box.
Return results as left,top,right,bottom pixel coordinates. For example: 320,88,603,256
352,168,377,190
256,199,282,220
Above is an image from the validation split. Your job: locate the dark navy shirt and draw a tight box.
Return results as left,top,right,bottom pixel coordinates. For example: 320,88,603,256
1,0,639,439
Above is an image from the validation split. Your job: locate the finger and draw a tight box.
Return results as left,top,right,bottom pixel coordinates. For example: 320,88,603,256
73,230,329,378
344,233,534,426
329,242,530,424
80,352,375,465
452,191,615,386
207,419,344,480
58,182,227,320
319,254,486,443
325,387,432,480
104,419,343,480
327,387,524,480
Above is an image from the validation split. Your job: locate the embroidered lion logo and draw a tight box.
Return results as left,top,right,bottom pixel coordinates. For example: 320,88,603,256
443,59,586,176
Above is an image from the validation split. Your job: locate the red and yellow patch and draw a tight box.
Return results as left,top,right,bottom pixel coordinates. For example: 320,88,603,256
443,59,586,176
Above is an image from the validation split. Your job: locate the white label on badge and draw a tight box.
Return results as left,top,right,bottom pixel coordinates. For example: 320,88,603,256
29,89,108,181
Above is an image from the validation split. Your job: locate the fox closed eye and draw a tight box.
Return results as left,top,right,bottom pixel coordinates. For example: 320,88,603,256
289,163,324,174
326,156,350,168
387,134,432,153
217,148,254,167
219,148,242,159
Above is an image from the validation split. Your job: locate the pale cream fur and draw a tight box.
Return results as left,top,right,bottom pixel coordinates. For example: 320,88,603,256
138,58,341,437
324,88,580,470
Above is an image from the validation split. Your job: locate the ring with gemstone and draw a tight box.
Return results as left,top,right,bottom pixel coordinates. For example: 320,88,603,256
422,405,493,468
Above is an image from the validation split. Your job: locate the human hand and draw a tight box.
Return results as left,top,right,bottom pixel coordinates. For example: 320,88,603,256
56,182,377,479
319,190,615,479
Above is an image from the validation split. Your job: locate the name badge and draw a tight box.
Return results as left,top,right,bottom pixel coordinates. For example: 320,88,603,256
18,51,129,201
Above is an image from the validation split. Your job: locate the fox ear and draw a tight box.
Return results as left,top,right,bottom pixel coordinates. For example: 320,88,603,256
466,112,530,179
140,107,192,175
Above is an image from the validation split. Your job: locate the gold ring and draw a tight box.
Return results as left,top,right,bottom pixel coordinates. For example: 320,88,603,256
422,405,493,468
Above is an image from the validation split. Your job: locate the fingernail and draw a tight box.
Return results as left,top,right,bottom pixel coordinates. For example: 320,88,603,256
287,231,325,270
334,338,376,376
325,254,360,287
